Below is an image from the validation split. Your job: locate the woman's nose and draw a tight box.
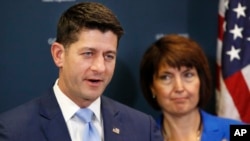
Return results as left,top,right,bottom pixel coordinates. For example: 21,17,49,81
174,76,184,93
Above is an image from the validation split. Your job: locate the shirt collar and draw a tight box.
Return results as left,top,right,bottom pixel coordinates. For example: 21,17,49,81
53,79,101,122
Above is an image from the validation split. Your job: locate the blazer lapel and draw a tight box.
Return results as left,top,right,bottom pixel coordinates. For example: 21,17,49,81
101,96,124,141
200,110,226,141
39,89,71,141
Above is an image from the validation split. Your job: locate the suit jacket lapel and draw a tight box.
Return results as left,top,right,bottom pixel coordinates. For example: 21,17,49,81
39,89,71,141
200,110,226,141
101,96,124,141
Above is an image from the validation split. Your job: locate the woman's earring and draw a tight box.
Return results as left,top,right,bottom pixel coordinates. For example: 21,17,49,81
152,94,156,99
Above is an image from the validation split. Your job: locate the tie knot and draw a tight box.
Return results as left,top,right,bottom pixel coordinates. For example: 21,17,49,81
75,108,94,123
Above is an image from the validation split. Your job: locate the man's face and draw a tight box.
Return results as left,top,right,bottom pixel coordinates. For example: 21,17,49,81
53,29,118,107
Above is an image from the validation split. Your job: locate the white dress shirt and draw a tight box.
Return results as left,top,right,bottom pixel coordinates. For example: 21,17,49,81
53,79,104,141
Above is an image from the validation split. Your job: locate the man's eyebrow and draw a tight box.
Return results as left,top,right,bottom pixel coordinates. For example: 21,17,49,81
78,47,117,55
78,47,95,52
105,50,117,54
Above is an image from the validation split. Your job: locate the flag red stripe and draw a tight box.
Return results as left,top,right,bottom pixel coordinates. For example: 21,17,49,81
224,71,250,122
218,15,224,41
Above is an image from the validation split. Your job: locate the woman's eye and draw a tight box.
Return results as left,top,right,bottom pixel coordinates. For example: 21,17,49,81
184,72,196,81
159,74,172,84
185,72,193,77
160,75,170,80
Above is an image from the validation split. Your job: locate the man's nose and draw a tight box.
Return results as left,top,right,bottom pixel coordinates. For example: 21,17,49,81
90,55,105,73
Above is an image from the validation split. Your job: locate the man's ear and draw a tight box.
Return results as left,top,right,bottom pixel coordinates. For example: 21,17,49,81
51,42,64,67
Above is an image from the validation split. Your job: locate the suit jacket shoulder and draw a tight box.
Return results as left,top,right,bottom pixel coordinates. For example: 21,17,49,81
201,110,244,141
0,88,71,141
0,92,163,141
101,96,163,141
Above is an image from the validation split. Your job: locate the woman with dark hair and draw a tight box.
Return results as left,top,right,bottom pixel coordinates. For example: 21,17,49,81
140,34,243,141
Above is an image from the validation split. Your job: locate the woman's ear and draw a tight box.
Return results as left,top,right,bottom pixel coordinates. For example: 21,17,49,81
51,42,64,67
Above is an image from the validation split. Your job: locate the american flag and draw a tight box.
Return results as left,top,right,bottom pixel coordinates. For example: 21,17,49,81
216,0,250,123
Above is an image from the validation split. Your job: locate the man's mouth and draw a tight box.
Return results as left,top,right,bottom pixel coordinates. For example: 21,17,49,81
88,79,101,83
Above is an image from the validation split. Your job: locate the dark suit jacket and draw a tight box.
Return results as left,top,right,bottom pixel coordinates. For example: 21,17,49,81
0,88,163,141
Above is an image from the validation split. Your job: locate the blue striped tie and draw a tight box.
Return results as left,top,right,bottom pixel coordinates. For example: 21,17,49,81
76,108,101,141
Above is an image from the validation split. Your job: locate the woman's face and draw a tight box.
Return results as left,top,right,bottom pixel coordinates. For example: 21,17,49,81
151,63,200,116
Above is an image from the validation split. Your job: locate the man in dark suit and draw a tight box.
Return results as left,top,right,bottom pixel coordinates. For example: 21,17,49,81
0,2,163,141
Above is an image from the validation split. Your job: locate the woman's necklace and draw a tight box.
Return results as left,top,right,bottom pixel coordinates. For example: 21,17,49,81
162,117,202,141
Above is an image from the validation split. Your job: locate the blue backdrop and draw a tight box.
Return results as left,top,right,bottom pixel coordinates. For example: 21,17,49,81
0,0,218,118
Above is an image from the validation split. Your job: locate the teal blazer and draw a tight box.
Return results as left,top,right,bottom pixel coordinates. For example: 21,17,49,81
157,109,244,141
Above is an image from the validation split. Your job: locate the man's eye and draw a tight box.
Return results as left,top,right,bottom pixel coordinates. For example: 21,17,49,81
83,52,93,57
104,54,115,61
